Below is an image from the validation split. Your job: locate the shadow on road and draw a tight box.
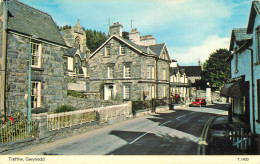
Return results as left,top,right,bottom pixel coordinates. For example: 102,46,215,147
107,130,198,155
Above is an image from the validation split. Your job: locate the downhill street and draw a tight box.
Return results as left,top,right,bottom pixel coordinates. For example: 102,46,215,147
8,103,228,155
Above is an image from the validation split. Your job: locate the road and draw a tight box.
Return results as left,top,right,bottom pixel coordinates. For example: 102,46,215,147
9,103,228,155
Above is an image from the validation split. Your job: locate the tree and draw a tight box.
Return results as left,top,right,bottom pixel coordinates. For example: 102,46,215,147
85,29,108,52
202,48,231,89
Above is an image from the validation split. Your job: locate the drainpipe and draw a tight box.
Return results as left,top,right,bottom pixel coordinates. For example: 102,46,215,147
246,47,255,134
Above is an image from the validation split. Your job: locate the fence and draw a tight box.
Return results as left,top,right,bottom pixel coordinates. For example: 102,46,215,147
47,110,98,131
47,102,131,131
0,120,38,144
0,102,131,145
230,128,252,153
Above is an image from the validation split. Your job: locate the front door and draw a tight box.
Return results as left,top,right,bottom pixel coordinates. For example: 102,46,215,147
104,85,114,100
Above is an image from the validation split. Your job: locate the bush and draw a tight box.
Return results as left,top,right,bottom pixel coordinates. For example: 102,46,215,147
55,105,77,113
67,90,85,98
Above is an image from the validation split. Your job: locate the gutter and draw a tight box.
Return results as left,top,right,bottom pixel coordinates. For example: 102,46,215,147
246,47,256,134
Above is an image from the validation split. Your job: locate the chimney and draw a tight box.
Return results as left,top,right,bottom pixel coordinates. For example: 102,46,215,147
140,35,156,46
129,28,140,45
109,22,123,37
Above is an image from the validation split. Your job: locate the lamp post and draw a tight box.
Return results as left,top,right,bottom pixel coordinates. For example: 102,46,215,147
27,34,38,134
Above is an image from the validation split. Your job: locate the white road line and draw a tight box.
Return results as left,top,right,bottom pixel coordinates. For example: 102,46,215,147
158,120,171,127
129,131,150,145
176,114,186,119
189,112,196,115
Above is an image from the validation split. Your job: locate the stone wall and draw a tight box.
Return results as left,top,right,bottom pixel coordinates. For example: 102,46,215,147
66,96,123,110
5,33,67,114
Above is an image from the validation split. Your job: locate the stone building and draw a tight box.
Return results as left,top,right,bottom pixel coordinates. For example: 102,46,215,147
89,22,171,101
0,0,68,115
60,20,90,92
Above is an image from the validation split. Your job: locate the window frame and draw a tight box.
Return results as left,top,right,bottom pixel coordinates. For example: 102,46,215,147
162,69,166,80
123,85,131,100
105,46,110,57
31,81,41,109
31,42,42,68
120,46,126,55
124,65,131,78
107,66,114,79
257,28,260,63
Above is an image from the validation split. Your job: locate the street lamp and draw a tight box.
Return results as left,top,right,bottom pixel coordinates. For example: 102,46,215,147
27,34,39,134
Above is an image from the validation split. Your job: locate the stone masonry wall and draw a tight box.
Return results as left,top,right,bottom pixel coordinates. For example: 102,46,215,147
89,37,143,100
5,33,67,114
66,96,123,110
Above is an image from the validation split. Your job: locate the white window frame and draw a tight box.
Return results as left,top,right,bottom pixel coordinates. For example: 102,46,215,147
31,81,41,109
147,65,155,79
107,66,114,79
124,65,131,78
120,46,125,55
123,85,130,99
31,42,42,68
105,46,110,57
162,69,166,80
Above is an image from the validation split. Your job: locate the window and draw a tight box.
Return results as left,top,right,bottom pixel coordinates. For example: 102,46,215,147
162,69,166,80
107,66,114,79
124,85,131,99
31,81,41,109
124,65,131,78
31,42,41,68
120,46,125,55
147,65,154,79
105,46,110,57
162,86,166,97
257,29,260,62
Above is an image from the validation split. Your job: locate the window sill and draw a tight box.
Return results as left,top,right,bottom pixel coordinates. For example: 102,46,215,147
103,56,110,58
32,67,44,71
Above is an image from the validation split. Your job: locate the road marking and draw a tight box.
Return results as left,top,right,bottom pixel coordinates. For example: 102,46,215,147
129,131,150,145
197,116,218,155
176,114,186,120
189,112,196,115
158,120,171,127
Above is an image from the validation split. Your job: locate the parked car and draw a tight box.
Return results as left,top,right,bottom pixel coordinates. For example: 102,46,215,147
189,98,206,107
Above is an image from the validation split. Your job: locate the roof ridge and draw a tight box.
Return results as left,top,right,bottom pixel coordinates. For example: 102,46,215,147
12,0,51,17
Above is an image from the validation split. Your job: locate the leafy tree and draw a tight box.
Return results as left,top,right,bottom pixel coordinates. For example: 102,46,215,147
85,29,108,52
202,48,231,89
58,25,72,31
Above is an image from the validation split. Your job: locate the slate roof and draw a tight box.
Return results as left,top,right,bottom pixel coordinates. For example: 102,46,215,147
170,67,178,76
147,43,165,57
120,37,151,54
179,66,202,77
229,28,252,51
7,0,67,46
65,48,77,57
248,1,260,33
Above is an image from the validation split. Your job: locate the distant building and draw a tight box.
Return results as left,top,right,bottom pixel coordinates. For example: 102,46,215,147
0,0,68,115
88,23,171,101
60,20,90,92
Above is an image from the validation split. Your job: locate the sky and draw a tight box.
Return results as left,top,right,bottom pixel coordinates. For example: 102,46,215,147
21,0,252,66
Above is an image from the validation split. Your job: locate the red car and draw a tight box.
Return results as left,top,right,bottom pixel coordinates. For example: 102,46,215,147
189,98,206,107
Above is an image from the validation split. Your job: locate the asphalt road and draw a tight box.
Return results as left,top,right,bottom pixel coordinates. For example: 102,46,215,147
9,103,229,155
